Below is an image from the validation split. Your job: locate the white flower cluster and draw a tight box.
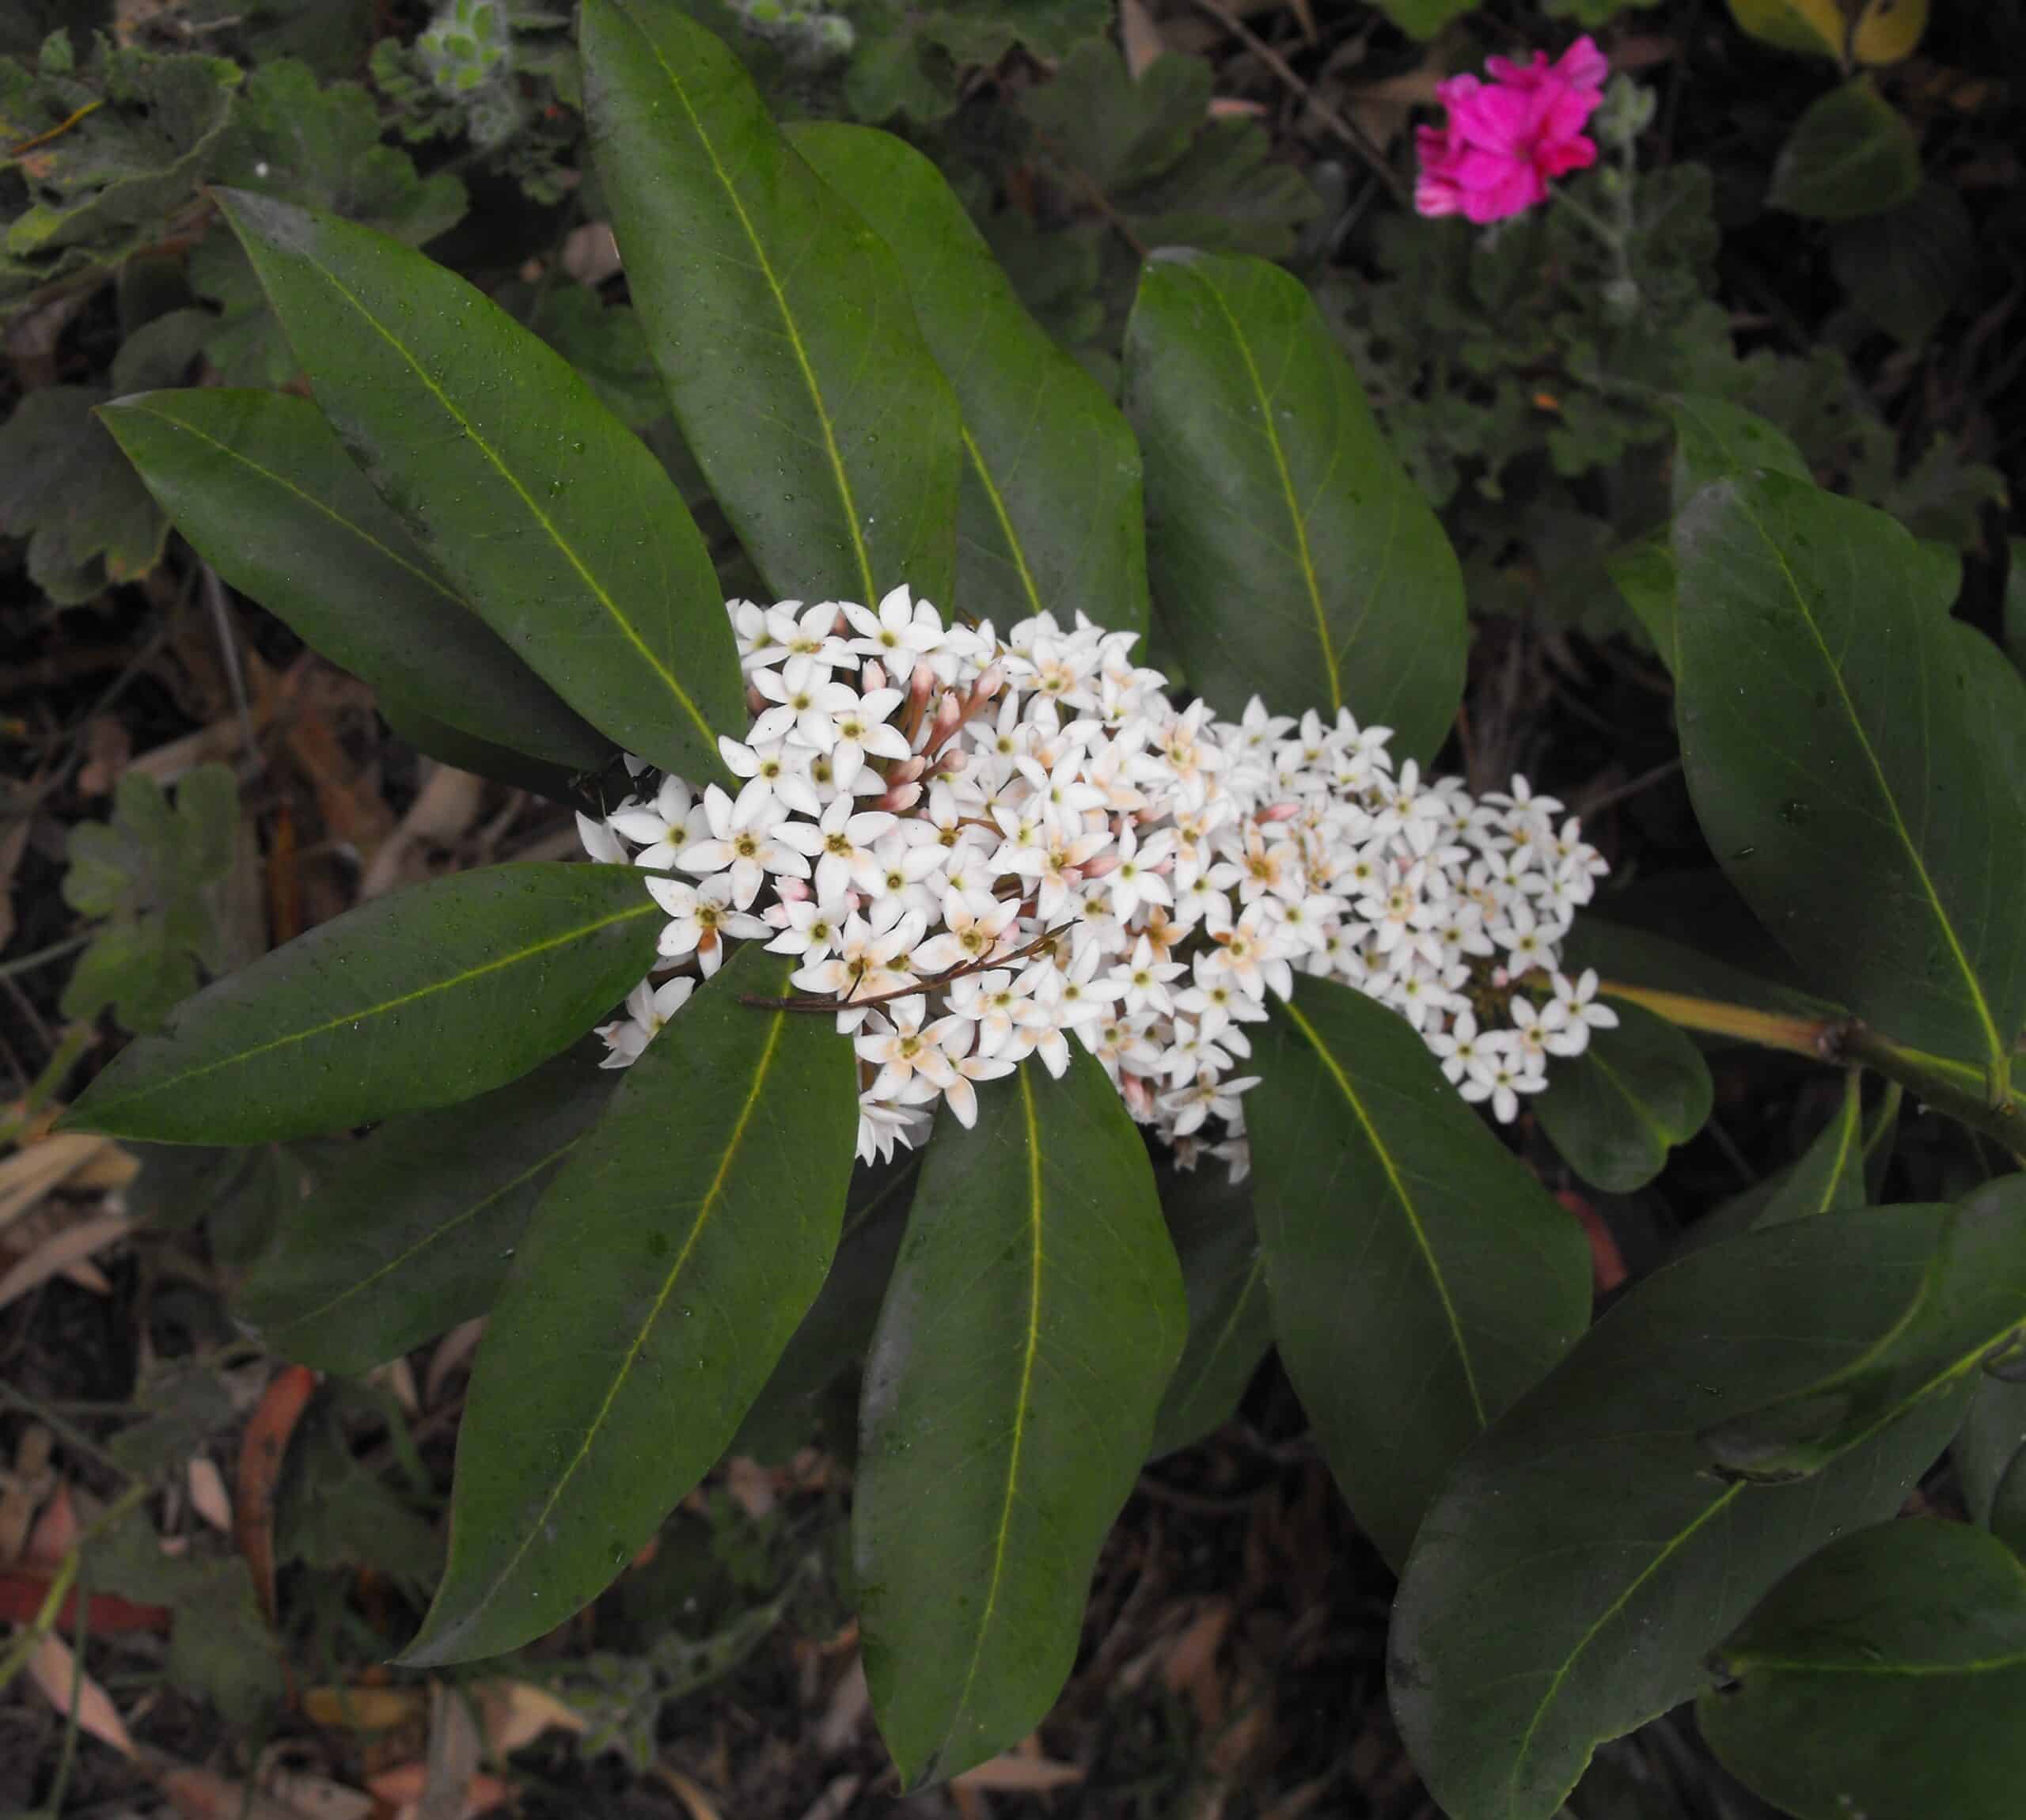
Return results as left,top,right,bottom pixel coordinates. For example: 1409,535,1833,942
579,590,1615,1173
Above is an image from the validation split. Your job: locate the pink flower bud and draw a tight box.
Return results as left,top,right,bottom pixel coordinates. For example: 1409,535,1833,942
878,782,924,813
863,659,887,692
1258,802,1301,824
776,877,810,901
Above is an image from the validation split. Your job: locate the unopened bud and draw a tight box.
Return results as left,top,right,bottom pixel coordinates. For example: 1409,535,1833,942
878,781,924,813
863,659,887,692
1258,802,1301,823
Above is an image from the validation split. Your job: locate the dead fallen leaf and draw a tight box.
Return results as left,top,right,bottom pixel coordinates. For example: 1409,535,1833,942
237,1364,319,1621
158,1762,366,1820
366,1761,512,1820
301,1684,426,1731
651,1764,727,1820
369,1355,422,1418
725,1454,776,1518
25,1478,77,1566
796,1773,861,1820
472,1678,589,1755
262,1772,374,1820
423,1319,486,1408
1161,1599,1234,1730
0,1133,120,1231
26,1629,135,1757
0,1570,170,1632
0,1210,133,1310
419,1681,484,1820
0,1421,53,1560
359,764,487,900
562,221,622,286
188,1456,233,1533
1120,0,1165,75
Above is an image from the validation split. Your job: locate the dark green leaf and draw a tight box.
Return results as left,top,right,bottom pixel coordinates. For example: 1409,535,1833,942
1247,978,1591,1568
579,0,962,606
1375,0,1480,35
101,389,611,773
2006,538,2026,679
1603,535,1676,665
1561,912,1841,1025
1767,79,1921,222
788,123,1148,637
1392,1193,2026,1820
1958,1377,2026,1557
1149,1162,1271,1458
1673,473,2026,1074
1699,1179,2026,1482
1700,1519,2026,1820
63,863,661,1144
1830,180,1974,343
855,1056,1184,1786
237,1052,614,1375
1534,1000,1713,1194
1123,249,1466,762
218,189,742,781
1665,394,1810,514
400,946,858,1666
1754,1069,1867,1228
378,699,594,807
730,1155,917,1463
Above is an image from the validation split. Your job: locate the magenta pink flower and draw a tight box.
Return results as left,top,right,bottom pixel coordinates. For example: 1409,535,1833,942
1415,36,1610,225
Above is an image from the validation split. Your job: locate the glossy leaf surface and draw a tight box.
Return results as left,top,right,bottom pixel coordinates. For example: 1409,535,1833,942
730,1156,917,1463
855,1056,1184,1787
1122,249,1466,763
64,865,659,1144
1957,1376,2026,1557
1391,1193,2026,1820
1533,1000,1713,1193
579,0,961,606
100,389,609,772
789,122,1147,637
220,190,741,781
402,946,858,1665
1673,473,2026,1074
1754,1071,1868,1228
1149,1162,1270,1458
237,1052,613,1374
1247,979,1590,1568
1700,1519,2026,1820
